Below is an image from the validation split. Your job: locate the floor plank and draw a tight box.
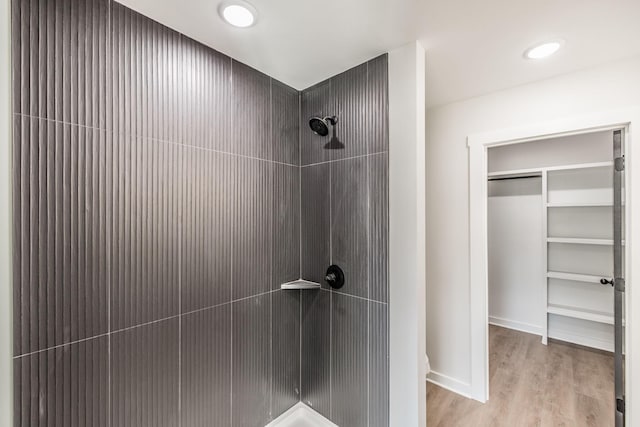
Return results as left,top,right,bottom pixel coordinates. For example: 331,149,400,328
426,325,615,427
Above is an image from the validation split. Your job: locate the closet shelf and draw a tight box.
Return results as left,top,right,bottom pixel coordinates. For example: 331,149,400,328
547,304,614,325
545,161,614,172
547,202,613,208
546,271,605,284
280,279,321,290
547,237,619,246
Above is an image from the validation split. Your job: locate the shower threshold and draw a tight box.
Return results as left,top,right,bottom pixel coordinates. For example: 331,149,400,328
265,402,338,427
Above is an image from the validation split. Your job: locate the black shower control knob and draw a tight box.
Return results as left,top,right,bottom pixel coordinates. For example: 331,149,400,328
325,265,345,289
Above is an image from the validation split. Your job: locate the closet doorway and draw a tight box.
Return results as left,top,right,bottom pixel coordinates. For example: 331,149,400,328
486,130,625,426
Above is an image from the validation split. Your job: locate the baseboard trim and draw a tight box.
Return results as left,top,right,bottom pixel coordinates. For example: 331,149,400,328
489,316,543,336
426,370,474,400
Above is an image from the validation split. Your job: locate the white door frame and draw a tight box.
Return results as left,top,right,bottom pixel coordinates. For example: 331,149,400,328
467,107,640,426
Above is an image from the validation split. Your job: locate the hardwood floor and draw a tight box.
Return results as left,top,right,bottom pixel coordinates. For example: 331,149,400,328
427,325,614,427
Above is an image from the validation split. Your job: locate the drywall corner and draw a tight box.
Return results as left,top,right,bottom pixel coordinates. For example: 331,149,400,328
0,0,12,424
388,40,427,427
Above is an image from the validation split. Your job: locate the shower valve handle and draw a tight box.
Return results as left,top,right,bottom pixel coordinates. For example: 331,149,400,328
325,265,345,289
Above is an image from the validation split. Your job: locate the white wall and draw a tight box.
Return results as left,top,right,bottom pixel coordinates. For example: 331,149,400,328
488,178,544,335
0,0,12,424
425,56,640,395
389,41,427,427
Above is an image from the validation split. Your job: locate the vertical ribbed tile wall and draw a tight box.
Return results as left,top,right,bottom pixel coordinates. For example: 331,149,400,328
300,54,390,427
14,336,109,427
12,1,301,426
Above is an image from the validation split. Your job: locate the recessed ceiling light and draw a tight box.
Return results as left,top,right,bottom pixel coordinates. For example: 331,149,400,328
219,1,257,28
524,40,564,60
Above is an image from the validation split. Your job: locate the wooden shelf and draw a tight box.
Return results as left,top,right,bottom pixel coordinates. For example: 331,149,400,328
546,271,605,284
547,202,613,208
547,237,612,245
547,304,614,325
547,237,624,246
545,161,613,172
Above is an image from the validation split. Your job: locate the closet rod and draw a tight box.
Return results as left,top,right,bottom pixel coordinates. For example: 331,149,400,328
488,174,542,181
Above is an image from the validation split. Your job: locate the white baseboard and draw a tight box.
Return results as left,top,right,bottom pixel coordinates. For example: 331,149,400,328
489,316,543,336
548,328,614,352
426,370,475,400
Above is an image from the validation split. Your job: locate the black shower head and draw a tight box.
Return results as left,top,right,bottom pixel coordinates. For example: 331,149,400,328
309,116,338,136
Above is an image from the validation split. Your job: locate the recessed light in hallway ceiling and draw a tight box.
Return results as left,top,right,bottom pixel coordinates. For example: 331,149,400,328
219,0,257,28
524,40,564,60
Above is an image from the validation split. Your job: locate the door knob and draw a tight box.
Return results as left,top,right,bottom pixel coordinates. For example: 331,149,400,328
600,278,614,287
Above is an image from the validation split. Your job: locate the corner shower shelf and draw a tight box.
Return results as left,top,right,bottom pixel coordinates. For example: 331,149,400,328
280,279,321,290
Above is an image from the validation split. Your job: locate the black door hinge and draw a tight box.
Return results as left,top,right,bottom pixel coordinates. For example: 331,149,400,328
617,398,625,414
615,156,625,172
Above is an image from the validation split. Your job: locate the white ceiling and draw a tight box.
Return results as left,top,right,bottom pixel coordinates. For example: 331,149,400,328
420,0,640,107
118,0,640,107
116,0,418,90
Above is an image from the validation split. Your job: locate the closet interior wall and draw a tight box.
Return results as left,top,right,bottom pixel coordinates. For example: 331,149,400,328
488,131,618,351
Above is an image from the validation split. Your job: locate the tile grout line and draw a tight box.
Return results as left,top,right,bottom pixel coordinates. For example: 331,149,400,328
106,3,113,426
298,85,303,405
13,112,300,168
229,56,234,427
318,287,387,305
300,150,388,168
269,76,274,420
13,332,111,359
328,77,333,419
366,61,371,427
178,121,183,427
12,288,282,360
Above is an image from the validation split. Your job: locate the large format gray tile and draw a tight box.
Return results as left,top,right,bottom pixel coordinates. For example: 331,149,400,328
331,61,369,160
301,290,331,419
111,136,181,330
232,60,272,160
301,163,330,286
272,80,300,165
232,294,271,427
300,80,334,166
233,157,272,299
369,302,389,427
13,336,109,427
367,54,389,154
181,305,232,427
369,153,389,303
182,148,234,311
13,116,110,355
110,2,182,142
331,293,368,427
12,0,111,129
331,157,369,298
111,318,180,427
272,290,301,417
181,37,232,152
272,164,300,289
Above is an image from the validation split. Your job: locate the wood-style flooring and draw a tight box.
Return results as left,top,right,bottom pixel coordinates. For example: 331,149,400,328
427,325,614,427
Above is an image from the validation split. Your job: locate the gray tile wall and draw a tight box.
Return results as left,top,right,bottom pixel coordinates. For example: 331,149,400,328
12,1,301,427
300,54,390,427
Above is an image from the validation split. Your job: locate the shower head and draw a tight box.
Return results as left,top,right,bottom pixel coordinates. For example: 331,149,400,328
309,116,338,137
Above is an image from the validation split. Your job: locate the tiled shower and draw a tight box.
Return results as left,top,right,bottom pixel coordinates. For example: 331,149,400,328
11,0,388,426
